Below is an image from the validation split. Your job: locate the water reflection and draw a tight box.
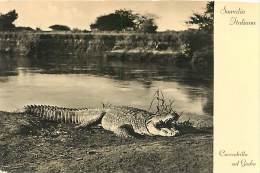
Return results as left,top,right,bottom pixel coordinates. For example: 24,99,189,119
0,54,213,125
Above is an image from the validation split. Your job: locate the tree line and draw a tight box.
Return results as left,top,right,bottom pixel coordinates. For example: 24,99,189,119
0,2,214,69
0,2,213,34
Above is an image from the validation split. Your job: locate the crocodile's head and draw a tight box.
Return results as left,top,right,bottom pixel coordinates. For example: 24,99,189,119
146,112,180,137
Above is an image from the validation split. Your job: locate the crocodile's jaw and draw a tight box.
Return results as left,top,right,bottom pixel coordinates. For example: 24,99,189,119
147,124,180,136
146,114,180,137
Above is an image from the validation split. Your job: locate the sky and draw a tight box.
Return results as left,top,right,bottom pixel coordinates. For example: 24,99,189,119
0,1,207,31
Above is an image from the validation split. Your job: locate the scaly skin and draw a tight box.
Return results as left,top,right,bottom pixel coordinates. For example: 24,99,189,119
24,105,180,138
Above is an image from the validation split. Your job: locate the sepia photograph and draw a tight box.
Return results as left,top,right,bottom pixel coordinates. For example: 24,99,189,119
0,1,213,172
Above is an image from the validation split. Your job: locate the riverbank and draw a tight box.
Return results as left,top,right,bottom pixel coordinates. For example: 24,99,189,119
0,31,213,69
0,111,212,173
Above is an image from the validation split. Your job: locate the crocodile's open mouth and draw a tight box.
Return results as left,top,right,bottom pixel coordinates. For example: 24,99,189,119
146,113,180,136
155,117,176,129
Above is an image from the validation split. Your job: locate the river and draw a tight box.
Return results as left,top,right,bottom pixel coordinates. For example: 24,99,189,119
0,54,213,126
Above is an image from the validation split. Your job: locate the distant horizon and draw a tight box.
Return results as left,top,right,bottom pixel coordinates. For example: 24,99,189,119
0,1,207,31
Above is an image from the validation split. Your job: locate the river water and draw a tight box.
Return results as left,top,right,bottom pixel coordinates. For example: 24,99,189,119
0,55,213,126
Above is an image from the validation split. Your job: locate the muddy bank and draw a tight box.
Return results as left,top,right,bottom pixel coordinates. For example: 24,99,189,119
0,111,212,173
0,32,183,56
0,31,212,68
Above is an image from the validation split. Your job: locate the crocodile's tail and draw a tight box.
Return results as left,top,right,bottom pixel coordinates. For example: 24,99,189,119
24,105,88,124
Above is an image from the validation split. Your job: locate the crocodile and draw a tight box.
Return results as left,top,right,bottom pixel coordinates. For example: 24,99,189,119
23,104,180,138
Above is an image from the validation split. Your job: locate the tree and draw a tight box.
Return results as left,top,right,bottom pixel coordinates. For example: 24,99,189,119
181,29,212,54
115,9,137,30
186,1,214,32
90,9,136,31
72,28,82,33
49,24,71,31
90,9,158,33
183,2,214,69
136,15,158,33
0,10,18,31
36,27,42,32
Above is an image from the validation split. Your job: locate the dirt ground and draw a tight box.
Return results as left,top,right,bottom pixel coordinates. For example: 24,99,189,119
0,111,213,173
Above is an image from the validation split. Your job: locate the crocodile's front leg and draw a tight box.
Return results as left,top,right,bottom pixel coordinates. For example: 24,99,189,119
114,127,133,138
113,125,136,138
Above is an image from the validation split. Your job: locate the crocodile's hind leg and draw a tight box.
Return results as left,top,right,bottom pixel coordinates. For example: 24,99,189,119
75,112,106,129
75,121,99,129
113,124,143,138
